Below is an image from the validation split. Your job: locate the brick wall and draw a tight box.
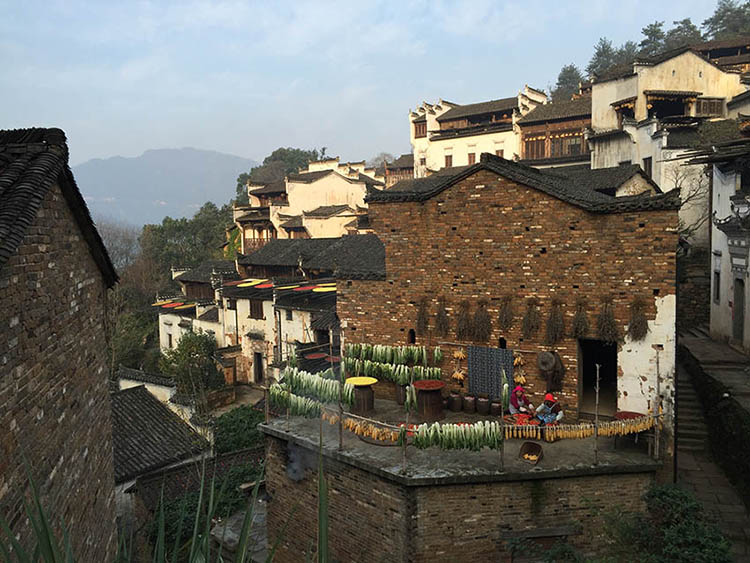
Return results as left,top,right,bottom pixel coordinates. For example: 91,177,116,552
0,183,117,559
676,248,710,331
338,169,678,417
265,434,653,562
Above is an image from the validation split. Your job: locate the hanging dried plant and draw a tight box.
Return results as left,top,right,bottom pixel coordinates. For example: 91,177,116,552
472,300,492,342
416,297,429,337
571,297,590,339
456,300,472,341
597,297,620,344
435,297,450,337
521,297,541,339
497,295,514,331
628,296,649,341
544,298,565,345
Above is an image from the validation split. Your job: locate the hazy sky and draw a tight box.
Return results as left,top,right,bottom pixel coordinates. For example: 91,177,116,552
3,0,716,166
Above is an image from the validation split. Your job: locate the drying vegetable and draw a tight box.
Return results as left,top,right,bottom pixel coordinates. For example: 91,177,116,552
404,384,417,412
280,366,354,406
411,420,503,451
269,384,322,418
433,346,443,364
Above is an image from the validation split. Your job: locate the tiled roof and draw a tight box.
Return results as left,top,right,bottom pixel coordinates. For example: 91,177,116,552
367,152,680,213
587,128,630,140
287,170,334,183
429,122,513,141
643,89,702,97
387,154,414,170
436,96,518,122
196,307,219,323
249,180,286,195
275,283,336,311
304,204,352,218
693,37,750,52
413,114,427,123
117,366,175,387
311,310,339,331
594,45,721,84
280,215,304,229
110,386,209,483
517,98,591,125
236,206,271,223
0,128,117,286
356,173,385,187
175,260,237,284
729,90,750,108
548,164,660,194
237,234,385,279
666,119,742,149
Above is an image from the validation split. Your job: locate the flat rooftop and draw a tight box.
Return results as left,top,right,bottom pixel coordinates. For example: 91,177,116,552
261,399,661,487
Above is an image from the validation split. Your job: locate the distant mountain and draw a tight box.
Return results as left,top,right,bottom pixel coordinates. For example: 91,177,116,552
73,148,257,225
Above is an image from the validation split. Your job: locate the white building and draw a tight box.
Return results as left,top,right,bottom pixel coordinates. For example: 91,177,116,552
409,85,547,177
588,46,747,247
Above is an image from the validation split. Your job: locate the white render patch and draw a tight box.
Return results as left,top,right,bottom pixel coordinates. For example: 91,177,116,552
618,293,676,419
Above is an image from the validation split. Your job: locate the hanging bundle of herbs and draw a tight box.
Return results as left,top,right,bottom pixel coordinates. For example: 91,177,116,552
472,300,492,342
628,296,649,341
571,297,589,339
435,297,450,337
416,297,429,337
597,297,620,344
521,297,541,339
544,298,565,345
456,300,472,341
498,295,515,331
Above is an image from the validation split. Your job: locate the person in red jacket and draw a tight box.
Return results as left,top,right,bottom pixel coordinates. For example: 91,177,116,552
509,385,534,415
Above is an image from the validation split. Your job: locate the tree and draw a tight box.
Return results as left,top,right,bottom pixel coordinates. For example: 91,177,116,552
640,21,666,56
551,64,584,101
366,152,394,168
664,18,703,50
235,147,324,203
95,216,140,272
614,41,639,65
160,330,225,415
703,0,750,40
586,38,619,77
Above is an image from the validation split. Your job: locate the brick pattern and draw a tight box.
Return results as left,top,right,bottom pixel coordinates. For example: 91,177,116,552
676,250,710,331
0,183,117,560
265,434,652,562
339,169,678,417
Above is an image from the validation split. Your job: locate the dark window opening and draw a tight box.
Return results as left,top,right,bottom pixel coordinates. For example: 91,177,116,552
524,138,545,160
579,339,617,417
226,298,236,310
167,333,173,349
496,149,504,158
407,329,416,344
642,157,653,178
498,337,507,349
653,289,660,296
714,271,721,303
648,98,685,119
540,247,547,254
249,299,263,319
253,352,263,383
445,154,453,167
468,152,476,164
414,122,427,138
286,309,293,321
419,157,426,166
696,98,723,117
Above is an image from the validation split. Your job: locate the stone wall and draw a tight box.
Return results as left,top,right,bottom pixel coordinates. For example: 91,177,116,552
265,434,653,562
338,169,678,420
0,183,117,559
676,248,710,331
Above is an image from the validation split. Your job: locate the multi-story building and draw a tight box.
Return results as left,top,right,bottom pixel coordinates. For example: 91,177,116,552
232,157,383,253
383,153,414,186
588,45,747,246
409,85,546,177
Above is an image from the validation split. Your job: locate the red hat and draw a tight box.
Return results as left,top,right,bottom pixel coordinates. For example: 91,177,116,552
544,393,556,402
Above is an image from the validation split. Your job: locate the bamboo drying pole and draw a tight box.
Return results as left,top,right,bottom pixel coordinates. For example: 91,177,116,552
331,327,344,451
594,363,601,466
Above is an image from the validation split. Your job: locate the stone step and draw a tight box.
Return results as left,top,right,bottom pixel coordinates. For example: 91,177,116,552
679,429,709,441
677,442,707,452
677,436,707,448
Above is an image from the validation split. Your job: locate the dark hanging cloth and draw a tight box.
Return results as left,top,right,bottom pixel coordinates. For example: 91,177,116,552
467,346,513,400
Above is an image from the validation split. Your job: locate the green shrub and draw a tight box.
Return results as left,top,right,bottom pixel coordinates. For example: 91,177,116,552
214,405,265,454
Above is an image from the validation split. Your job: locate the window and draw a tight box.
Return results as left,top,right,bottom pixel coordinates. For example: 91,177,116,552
407,328,416,344
226,298,236,310
167,333,173,349
419,157,426,166
714,271,721,303
414,122,427,138
697,98,723,117
249,299,263,319
643,157,653,178
550,132,583,157
468,152,476,164
496,149,504,158
286,309,293,321
524,138,545,159
445,154,453,167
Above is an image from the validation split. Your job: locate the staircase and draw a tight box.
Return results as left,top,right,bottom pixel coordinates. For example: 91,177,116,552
676,325,710,453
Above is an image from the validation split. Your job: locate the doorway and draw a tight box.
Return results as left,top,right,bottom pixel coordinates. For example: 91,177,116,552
578,339,617,417
734,278,745,342
253,352,264,384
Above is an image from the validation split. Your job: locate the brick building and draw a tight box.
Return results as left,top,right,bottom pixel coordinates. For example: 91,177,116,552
338,153,680,434
0,128,118,558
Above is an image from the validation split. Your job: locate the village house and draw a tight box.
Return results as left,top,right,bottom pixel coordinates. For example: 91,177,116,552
684,134,750,352
384,153,414,186
263,152,681,561
0,128,119,559
232,157,383,252
410,85,547,177
517,95,592,168
588,45,747,247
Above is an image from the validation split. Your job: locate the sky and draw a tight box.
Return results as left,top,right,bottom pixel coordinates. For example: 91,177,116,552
2,0,717,166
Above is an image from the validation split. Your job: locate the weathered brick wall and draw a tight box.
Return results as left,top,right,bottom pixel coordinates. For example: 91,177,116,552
265,434,652,562
338,169,678,417
0,183,117,560
266,436,410,562
676,248,710,331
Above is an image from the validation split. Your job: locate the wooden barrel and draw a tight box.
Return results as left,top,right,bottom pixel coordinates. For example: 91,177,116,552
352,385,374,415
